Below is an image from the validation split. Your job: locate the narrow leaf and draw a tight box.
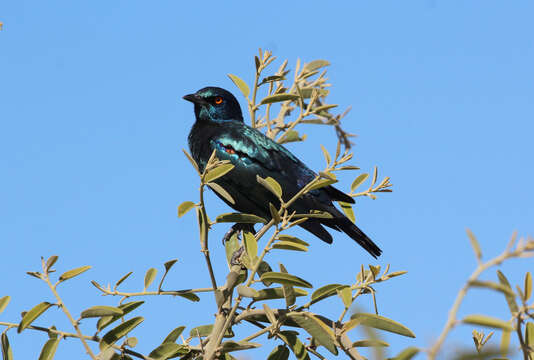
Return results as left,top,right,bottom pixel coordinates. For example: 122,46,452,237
496,270,519,314
97,301,144,331
339,202,355,223
216,212,267,224
149,343,188,360
99,316,144,351
280,264,296,307
253,287,308,301
182,149,199,174
0,296,10,315
18,302,54,333
45,256,58,272
267,345,290,360
237,285,259,298
320,145,331,166
311,284,347,304
260,272,312,288
114,271,133,289
207,182,235,205
38,338,59,360
338,287,352,308
221,341,261,352
227,74,250,98
263,303,277,325
469,280,515,296
525,272,532,301
350,313,415,338
277,235,309,246
162,326,185,344
303,60,330,72
1,333,13,360
525,322,534,349
352,339,389,347
308,178,337,191
272,241,308,252
177,201,196,218
351,173,369,192
81,306,123,319
278,330,310,360
500,329,511,356
257,175,283,198
260,94,300,105
462,314,513,331
288,313,337,355
164,259,178,272
189,325,213,338
393,347,420,360
269,203,280,224
466,229,482,261
58,265,91,282
244,231,258,263
204,163,234,183
144,268,157,291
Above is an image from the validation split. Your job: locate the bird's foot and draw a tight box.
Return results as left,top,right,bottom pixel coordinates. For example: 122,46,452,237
221,223,256,245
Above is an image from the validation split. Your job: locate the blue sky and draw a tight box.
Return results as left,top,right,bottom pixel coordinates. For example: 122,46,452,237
1,1,533,359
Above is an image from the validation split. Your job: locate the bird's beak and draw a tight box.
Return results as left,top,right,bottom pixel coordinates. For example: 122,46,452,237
183,93,208,106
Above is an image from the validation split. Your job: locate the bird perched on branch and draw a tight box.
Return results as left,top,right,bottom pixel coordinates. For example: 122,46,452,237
183,86,381,258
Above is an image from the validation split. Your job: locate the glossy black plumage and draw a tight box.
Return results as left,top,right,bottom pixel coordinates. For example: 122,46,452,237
184,87,381,258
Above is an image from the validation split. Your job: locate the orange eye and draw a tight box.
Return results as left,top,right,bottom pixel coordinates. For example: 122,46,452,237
214,96,223,105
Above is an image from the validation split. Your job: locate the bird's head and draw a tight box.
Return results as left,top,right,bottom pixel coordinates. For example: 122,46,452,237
183,87,244,123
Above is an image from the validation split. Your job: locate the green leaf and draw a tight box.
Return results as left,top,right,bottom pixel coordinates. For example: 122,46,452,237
162,326,185,344
313,104,338,114
269,203,281,224
311,284,347,305
293,211,333,219
298,88,329,98
320,145,331,166
244,231,258,264
216,212,267,224
272,241,308,252
466,229,482,261
257,175,283,198
496,270,519,314
124,337,138,348
303,60,330,72
1,333,13,360
525,272,532,301
525,322,534,349
0,296,10,315
58,265,91,282
164,259,178,272
260,75,286,85
221,341,261,352
277,235,309,246
500,329,511,357
177,201,196,218
237,285,259,298
225,232,240,268
148,343,188,360
81,306,123,319
350,313,415,338
280,264,296,307
351,173,369,192
288,312,337,355
352,339,389,347
392,347,419,360
207,182,235,205
227,74,250,98
45,255,58,272
114,271,133,289
38,338,59,360
260,93,300,105
260,272,312,288
267,345,290,360
278,331,310,360
263,303,277,325
189,325,213,338
253,287,308,301
338,287,352,308
97,301,144,331
144,268,157,291
462,314,513,331
278,130,306,144
339,202,355,223
99,316,144,351
18,302,55,333
182,149,199,174
307,178,337,191
469,280,515,296
204,163,235,183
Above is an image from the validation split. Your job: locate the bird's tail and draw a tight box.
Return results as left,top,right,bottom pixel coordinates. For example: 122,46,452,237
335,217,382,258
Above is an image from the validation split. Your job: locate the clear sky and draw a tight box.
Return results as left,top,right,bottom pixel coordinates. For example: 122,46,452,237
1,1,533,359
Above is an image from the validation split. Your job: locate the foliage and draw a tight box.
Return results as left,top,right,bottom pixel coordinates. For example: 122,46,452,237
1,50,533,360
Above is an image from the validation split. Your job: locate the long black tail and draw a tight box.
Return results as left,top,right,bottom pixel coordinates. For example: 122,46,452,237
335,217,382,258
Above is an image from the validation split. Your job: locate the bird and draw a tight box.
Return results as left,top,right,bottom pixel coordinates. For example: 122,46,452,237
183,86,382,258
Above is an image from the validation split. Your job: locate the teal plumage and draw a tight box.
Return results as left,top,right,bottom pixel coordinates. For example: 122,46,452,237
184,87,381,258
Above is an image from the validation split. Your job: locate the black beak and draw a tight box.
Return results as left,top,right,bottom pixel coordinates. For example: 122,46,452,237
183,93,208,105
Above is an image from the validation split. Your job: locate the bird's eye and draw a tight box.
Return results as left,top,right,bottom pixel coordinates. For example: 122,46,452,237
214,96,223,105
